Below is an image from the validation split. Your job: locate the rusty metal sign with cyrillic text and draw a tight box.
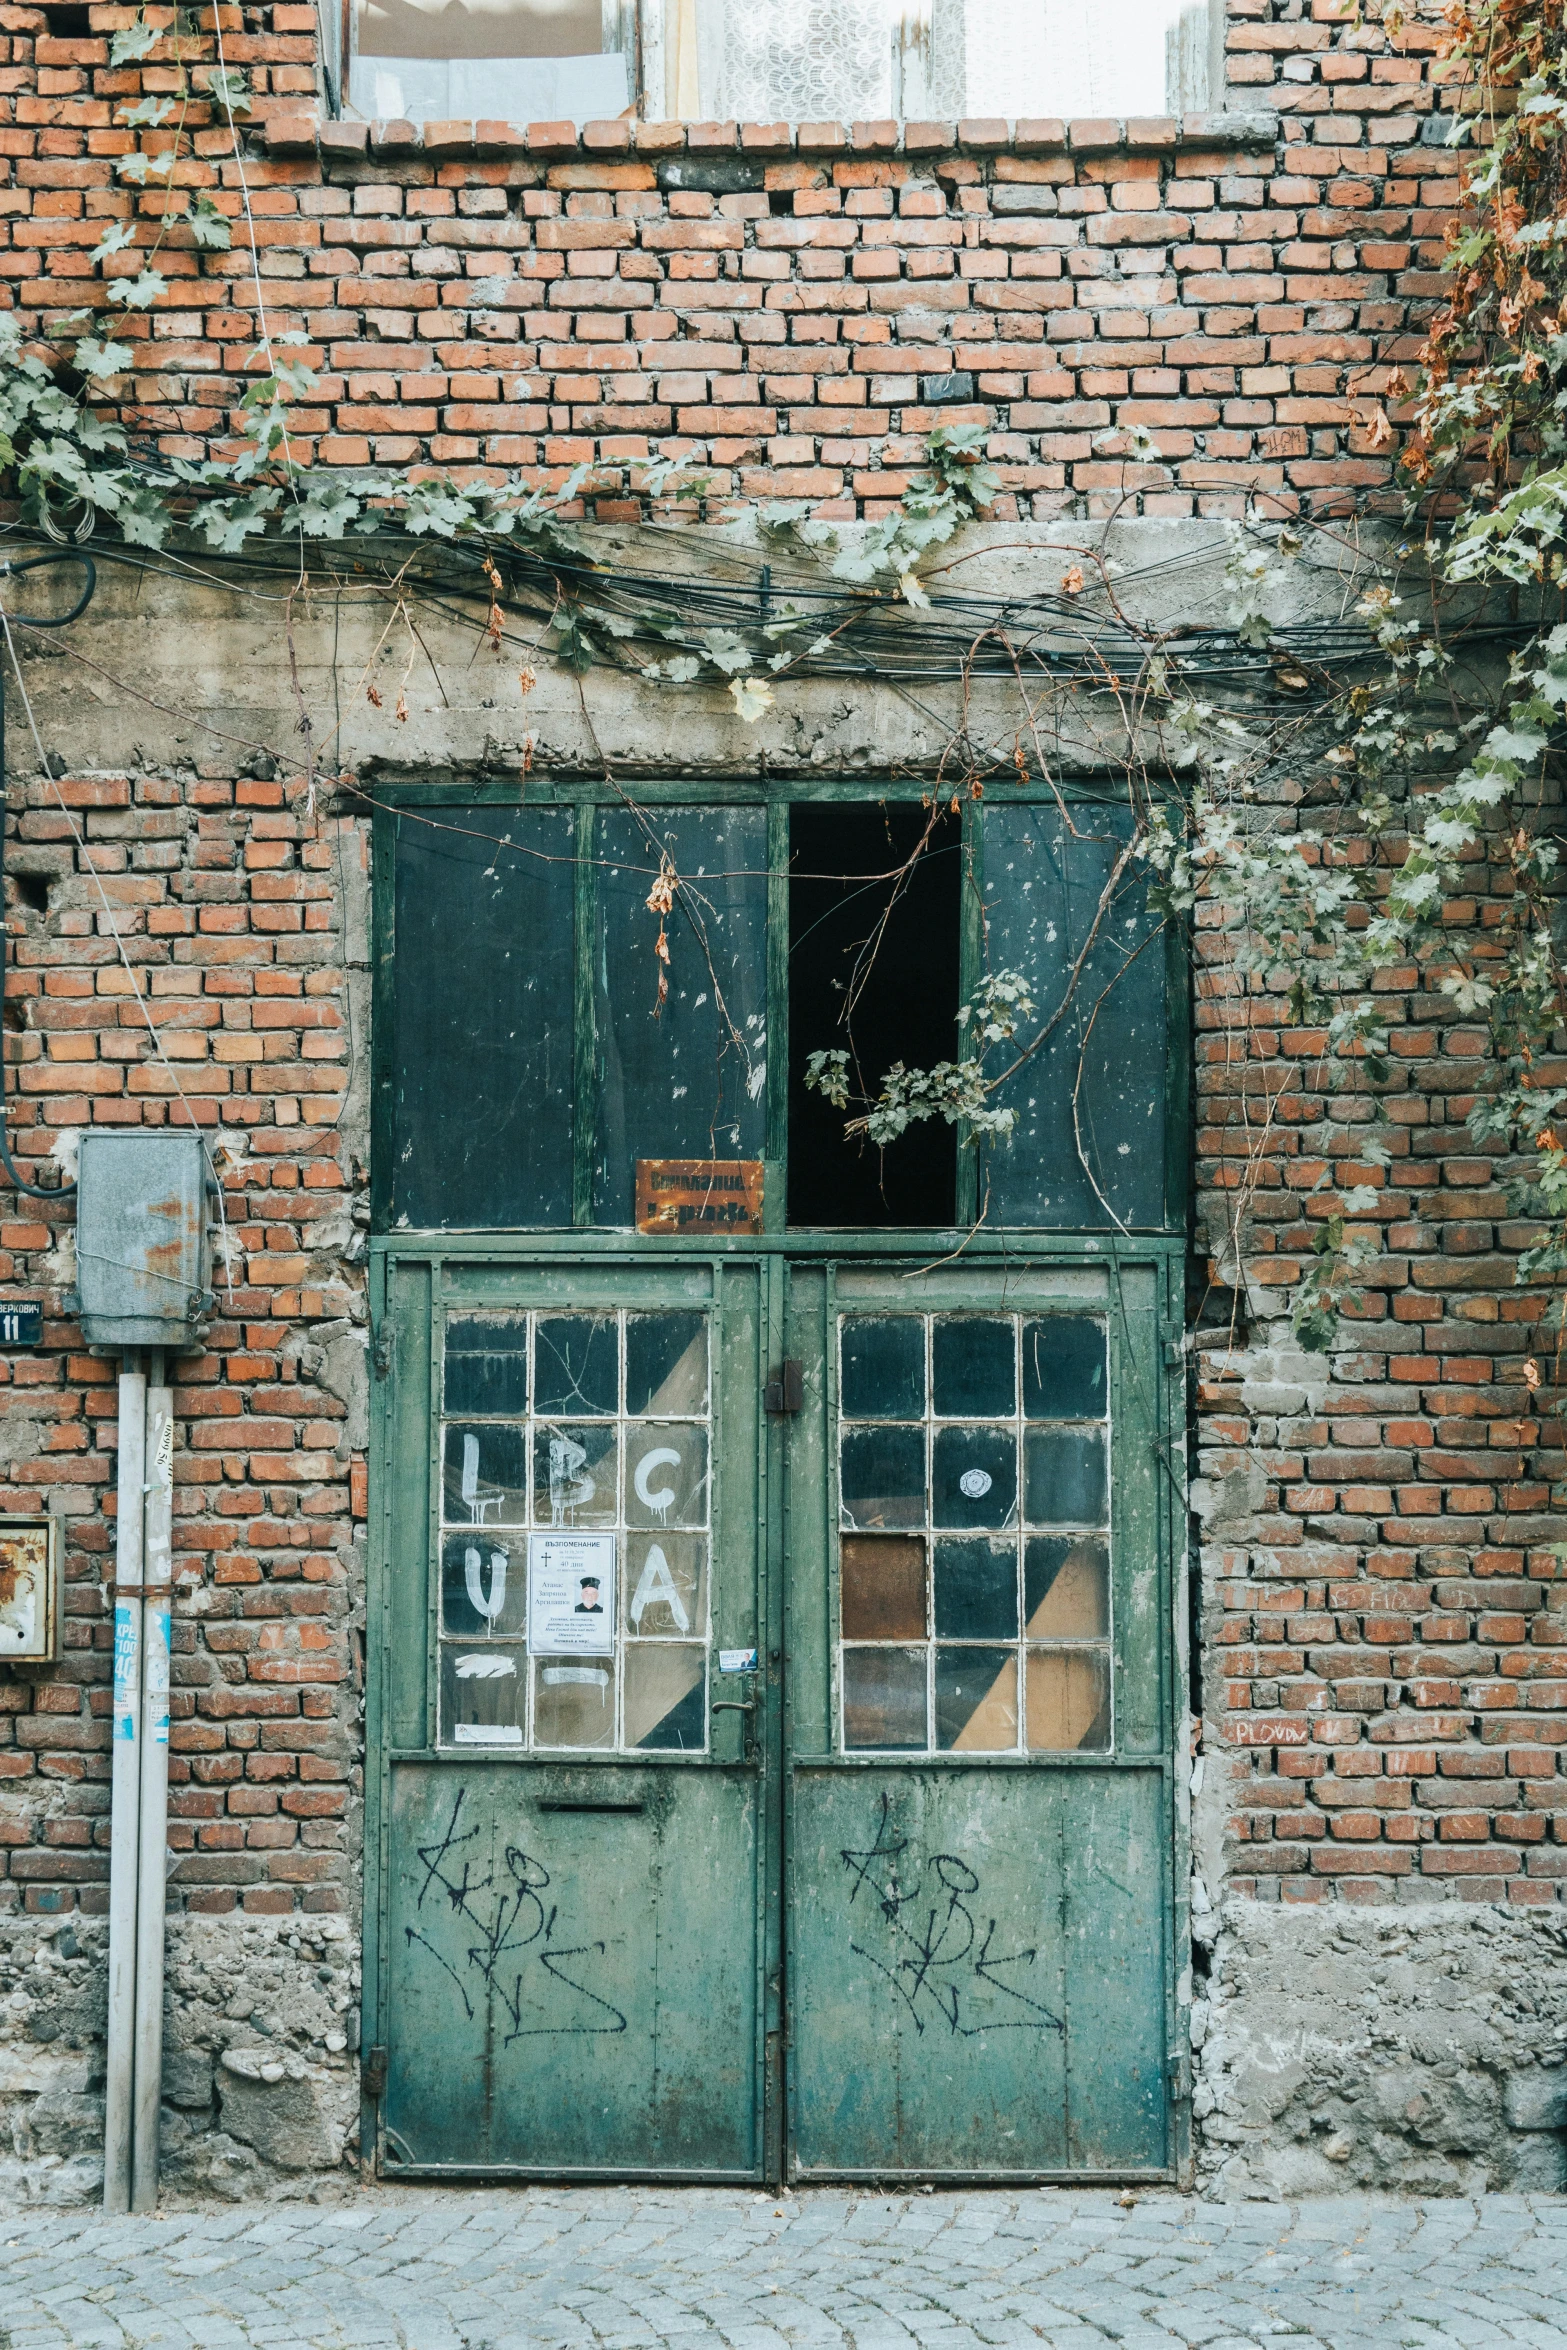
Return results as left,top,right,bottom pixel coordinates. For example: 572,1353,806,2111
636,1159,764,1235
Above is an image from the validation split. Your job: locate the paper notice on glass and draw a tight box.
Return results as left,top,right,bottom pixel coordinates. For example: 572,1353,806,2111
528,1531,615,1656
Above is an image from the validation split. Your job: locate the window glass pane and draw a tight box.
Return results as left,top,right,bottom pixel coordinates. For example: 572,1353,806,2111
936,1647,1018,1753
980,805,1166,1230
443,1424,528,1527
624,1424,709,1531
933,1538,1018,1641
840,1425,926,1532
843,1647,927,1751
1026,1649,1112,1752
624,1644,708,1751
441,1532,528,1638
623,1533,707,1638
931,1426,1017,1531
626,1313,708,1418
532,1424,619,1528
932,1317,1015,1418
594,808,768,1226
533,1658,616,1750
352,0,628,127
443,1315,529,1417
441,1642,526,1746
1025,1536,1110,1639
534,1316,618,1417
1023,1428,1108,1528
841,1535,927,1641
1023,1318,1107,1420
390,807,574,1230
841,1316,925,1420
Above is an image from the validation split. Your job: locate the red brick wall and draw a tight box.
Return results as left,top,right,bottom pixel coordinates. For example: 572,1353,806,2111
7,0,1559,1930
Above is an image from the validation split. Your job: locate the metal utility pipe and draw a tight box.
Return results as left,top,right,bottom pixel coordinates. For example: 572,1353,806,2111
131,1357,173,2212
103,1359,146,2214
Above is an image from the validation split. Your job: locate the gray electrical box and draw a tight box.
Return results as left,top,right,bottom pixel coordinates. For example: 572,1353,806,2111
72,1132,214,1354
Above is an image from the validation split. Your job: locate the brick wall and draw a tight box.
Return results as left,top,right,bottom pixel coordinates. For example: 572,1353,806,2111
4,0,1561,1953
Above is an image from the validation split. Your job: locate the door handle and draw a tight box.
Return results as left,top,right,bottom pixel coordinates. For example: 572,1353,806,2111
711,1696,757,1761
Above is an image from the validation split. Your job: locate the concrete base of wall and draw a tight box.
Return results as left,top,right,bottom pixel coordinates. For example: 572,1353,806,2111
0,1913,361,2205
1193,1900,1567,2196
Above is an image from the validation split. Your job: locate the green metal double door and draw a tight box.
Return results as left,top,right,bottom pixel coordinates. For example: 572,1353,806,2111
367,1243,1184,2183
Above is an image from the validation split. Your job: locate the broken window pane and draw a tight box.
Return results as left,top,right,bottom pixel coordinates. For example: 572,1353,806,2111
624,1423,709,1531
842,1646,927,1751
841,1535,927,1642
935,1646,1018,1753
444,1315,530,1417
390,807,574,1231
595,808,767,1227
840,1316,925,1421
534,1315,618,1417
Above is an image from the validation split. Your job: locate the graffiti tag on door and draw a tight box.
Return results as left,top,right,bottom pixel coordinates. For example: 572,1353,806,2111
840,1792,1064,2038
405,1788,627,2042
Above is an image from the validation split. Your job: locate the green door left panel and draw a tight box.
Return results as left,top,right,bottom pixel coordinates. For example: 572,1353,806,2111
371,1255,772,2179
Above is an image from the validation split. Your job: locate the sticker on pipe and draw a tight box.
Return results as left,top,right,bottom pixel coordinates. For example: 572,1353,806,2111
528,1532,615,1656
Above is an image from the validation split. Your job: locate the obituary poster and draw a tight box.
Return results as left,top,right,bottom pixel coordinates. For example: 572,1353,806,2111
528,1532,615,1655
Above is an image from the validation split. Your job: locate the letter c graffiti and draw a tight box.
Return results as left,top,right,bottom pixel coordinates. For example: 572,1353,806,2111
633,1447,681,1524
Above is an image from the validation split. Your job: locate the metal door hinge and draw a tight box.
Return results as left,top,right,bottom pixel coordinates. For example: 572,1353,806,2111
764,1359,803,1415
371,1331,392,1379
1163,1338,1186,1368
1167,2050,1192,2103
362,2044,388,2099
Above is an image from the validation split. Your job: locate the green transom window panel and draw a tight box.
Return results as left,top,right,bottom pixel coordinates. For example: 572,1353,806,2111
377,791,1178,1234
836,1311,1113,1756
436,1307,714,1753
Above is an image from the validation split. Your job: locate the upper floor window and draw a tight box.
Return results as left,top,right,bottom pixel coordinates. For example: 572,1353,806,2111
337,0,1220,128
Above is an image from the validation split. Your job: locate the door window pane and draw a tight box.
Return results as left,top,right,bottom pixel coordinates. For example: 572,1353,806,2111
1023,1318,1108,1420
842,1647,927,1751
836,1309,1113,1758
1024,1429,1108,1528
535,1316,618,1417
840,1426,926,1531
840,1316,925,1420
1026,1649,1112,1753
1025,1536,1110,1639
931,1426,1017,1531
437,1308,718,1755
390,808,575,1230
936,1647,1019,1753
932,1317,1015,1418
841,1535,927,1642
441,1532,528,1639
594,809,767,1227
443,1316,530,1417
933,1538,1018,1641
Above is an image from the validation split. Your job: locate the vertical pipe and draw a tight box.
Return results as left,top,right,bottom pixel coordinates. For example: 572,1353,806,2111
131,1358,173,2211
103,1360,146,2214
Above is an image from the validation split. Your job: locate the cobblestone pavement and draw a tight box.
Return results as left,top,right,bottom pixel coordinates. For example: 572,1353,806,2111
1,2187,1564,2350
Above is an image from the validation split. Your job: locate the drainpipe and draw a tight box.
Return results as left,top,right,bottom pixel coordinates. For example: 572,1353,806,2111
103,1359,146,2214
131,1358,173,2211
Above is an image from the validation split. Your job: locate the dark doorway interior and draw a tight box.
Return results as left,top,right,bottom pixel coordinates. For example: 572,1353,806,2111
788,803,961,1227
